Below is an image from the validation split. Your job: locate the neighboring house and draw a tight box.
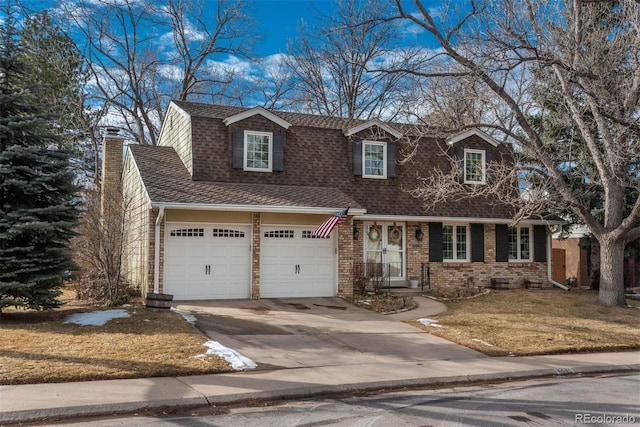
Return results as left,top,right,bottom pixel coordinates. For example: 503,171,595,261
552,225,592,288
553,225,640,289
105,101,556,301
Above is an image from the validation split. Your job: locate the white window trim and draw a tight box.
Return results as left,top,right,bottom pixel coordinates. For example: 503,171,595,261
244,130,273,172
508,225,532,262
442,223,470,262
362,140,387,179
464,149,486,184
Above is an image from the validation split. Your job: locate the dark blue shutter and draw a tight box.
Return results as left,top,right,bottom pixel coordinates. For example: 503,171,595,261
471,223,484,262
353,142,362,176
273,133,284,171
232,130,244,169
533,225,547,262
429,222,443,262
387,142,397,178
495,224,509,262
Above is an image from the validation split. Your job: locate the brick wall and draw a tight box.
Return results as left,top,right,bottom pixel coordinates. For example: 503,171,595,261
337,216,354,298
144,208,166,295
101,134,125,217
425,222,549,289
352,220,549,291
251,212,261,299
406,222,429,279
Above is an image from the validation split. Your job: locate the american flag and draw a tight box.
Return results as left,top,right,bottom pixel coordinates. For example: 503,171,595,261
311,207,349,238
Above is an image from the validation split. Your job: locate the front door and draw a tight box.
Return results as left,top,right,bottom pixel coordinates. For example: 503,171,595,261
364,222,405,280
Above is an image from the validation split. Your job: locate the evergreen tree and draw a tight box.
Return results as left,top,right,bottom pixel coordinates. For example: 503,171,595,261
20,10,101,183
0,5,80,311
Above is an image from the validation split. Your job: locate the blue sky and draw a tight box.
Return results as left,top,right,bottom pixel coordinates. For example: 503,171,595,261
251,0,332,55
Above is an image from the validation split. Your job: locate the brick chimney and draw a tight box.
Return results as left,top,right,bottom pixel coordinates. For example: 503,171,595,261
101,127,125,217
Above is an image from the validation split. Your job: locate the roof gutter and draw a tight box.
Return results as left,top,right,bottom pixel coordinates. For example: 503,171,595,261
153,205,165,294
150,202,366,216
353,214,564,226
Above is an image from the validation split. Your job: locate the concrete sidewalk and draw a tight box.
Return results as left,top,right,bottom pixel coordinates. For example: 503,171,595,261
2,350,639,424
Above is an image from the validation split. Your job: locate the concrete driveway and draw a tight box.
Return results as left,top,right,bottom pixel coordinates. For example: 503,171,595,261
175,298,485,370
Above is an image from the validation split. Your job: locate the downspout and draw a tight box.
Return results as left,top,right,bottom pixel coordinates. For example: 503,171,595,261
153,205,165,294
547,228,569,290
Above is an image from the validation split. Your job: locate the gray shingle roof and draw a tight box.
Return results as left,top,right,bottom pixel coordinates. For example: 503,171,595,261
130,145,361,210
171,100,399,132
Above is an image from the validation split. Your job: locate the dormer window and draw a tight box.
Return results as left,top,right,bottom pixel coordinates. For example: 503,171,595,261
363,141,387,179
464,149,485,184
244,131,272,172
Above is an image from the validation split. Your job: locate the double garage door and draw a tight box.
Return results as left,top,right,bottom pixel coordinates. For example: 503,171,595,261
164,223,336,300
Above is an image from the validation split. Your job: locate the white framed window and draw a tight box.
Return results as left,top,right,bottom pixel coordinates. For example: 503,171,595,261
508,226,531,261
464,149,485,184
244,131,272,172
363,141,387,179
442,224,469,261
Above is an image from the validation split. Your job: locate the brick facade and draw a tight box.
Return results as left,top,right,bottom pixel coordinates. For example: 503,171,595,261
251,212,261,299
337,216,354,298
101,134,125,217
352,220,549,292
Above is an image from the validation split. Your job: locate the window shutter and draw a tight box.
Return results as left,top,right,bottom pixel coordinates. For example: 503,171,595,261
485,150,494,183
429,222,443,262
533,225,547,262
353,142,362,176
454,146,464,182
232,130,244,169
273,133,284,172
495,224,509,262
387,142,397,178
471,223,484,262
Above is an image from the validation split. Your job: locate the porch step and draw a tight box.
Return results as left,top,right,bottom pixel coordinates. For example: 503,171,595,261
387,287,425,296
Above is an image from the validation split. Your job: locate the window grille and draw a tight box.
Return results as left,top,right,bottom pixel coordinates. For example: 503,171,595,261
263,230,294,238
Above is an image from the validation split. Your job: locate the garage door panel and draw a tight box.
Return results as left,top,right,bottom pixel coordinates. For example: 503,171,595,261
164,223,250,300
165,244,186,258
261,226,336,298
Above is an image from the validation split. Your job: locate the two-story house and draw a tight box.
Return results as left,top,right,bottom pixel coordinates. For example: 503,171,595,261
106,101,554,301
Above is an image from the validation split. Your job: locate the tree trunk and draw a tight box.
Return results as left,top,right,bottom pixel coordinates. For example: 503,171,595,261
598,236,626,307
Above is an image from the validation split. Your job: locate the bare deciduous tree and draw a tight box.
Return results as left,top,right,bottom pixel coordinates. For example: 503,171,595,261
286,0,413,120
391,0,640,306
72,186,131,305
61,0,255,145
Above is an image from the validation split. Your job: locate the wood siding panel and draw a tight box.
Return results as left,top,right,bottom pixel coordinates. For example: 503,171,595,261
158,105,193,176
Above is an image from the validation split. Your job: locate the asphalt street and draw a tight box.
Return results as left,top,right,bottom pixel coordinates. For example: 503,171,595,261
37,373,640,427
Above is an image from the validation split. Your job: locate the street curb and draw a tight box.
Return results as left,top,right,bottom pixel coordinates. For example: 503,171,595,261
0,396,209,426
2,365,638,425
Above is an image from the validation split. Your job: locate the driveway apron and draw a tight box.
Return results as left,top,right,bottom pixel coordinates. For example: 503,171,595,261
175,298,484,370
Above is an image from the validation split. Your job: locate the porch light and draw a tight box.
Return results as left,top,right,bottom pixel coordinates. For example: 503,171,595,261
353,226,359,240
415,226,423,241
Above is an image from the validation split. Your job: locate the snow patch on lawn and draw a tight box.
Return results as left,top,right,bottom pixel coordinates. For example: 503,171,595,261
196,341,257,371
472,338,494,347
171,307,197,324
418,318,442,327
64,309,130,326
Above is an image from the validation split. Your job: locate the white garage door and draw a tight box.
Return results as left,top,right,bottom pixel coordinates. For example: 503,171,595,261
261,226,336,298
164,224,250,300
